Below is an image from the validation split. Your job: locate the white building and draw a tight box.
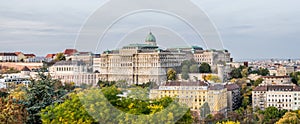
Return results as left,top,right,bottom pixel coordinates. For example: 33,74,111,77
252,84,300,110
49,61,98,86
0,53,18,62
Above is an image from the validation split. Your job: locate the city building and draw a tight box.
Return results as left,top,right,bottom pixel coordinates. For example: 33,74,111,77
0,53,18,62
0,66,32,88
193,49,231,71
277,66,295,76
97,32,185,85
49,61,98,86
262,76,291,85
150,81,228,115
225,83,241,111
252,84,300,110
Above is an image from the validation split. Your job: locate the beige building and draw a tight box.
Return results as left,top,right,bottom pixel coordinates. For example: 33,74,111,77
95,32,232,85
262,76,291,85
150,81,228,115
193,49,231,72
98,32,185,85
277,66,295,76
252,84,300,110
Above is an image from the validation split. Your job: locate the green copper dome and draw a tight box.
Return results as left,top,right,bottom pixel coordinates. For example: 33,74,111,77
145,32,156,42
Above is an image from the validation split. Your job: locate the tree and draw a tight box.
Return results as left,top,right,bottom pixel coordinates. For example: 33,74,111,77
217,121,240,124
167,68,177,81
290,72,300,85
0,97,28,123
199,63,212,73
54,53,66,61
241,68,249,78
182,72,189,80
276,112,299,124
230,67,243,79
189,64,199,73
210,75,221,83
181,64,190,80
182,65,189,73
258,68,269,76
40,93,96,124
0,89,8,98
257,107,287,124
253,78,264,87
23,73,68,124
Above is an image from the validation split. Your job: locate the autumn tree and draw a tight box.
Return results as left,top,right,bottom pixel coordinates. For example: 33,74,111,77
276,112,299,124
0,97,28,123
40,93,96,124
54,53,66,61
167,68,177,81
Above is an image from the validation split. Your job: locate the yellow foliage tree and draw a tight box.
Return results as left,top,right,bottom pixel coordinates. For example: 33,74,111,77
216,121,240,124
276,112,299,124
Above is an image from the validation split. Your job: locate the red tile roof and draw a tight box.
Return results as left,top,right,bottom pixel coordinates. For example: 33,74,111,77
45,54,56,58
14,52,23,56
64,49,78,56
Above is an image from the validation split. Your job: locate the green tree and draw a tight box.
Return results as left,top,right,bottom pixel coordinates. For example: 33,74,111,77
182,65,189,73
189,64,199,73
253,78,264,87
257,107,287,124
182,72,189,80
199,62,212,73
230,67,243,79
23,73,68,124
167,68,177,81
258,68,269,76
55,53,66,61
290,72,300,85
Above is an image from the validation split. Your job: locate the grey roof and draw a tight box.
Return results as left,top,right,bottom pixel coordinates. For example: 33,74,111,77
209,84,225,90
163,81,208,86
225,83,240,91
0,53,17,56
253,85,300,91
53,60,86,66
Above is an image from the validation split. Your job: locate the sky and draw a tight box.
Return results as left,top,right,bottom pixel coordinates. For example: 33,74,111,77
0,0,299,60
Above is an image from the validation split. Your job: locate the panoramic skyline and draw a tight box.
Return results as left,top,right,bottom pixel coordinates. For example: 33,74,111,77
0,0,299,60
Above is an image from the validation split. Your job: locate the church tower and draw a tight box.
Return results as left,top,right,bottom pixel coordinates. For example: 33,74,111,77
145,32,157,46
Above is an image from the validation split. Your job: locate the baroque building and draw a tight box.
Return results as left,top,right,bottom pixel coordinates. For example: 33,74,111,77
97,32,185,84
95,32,232,84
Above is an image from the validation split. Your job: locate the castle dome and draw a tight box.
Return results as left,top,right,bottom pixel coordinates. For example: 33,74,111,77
145,32,156,42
